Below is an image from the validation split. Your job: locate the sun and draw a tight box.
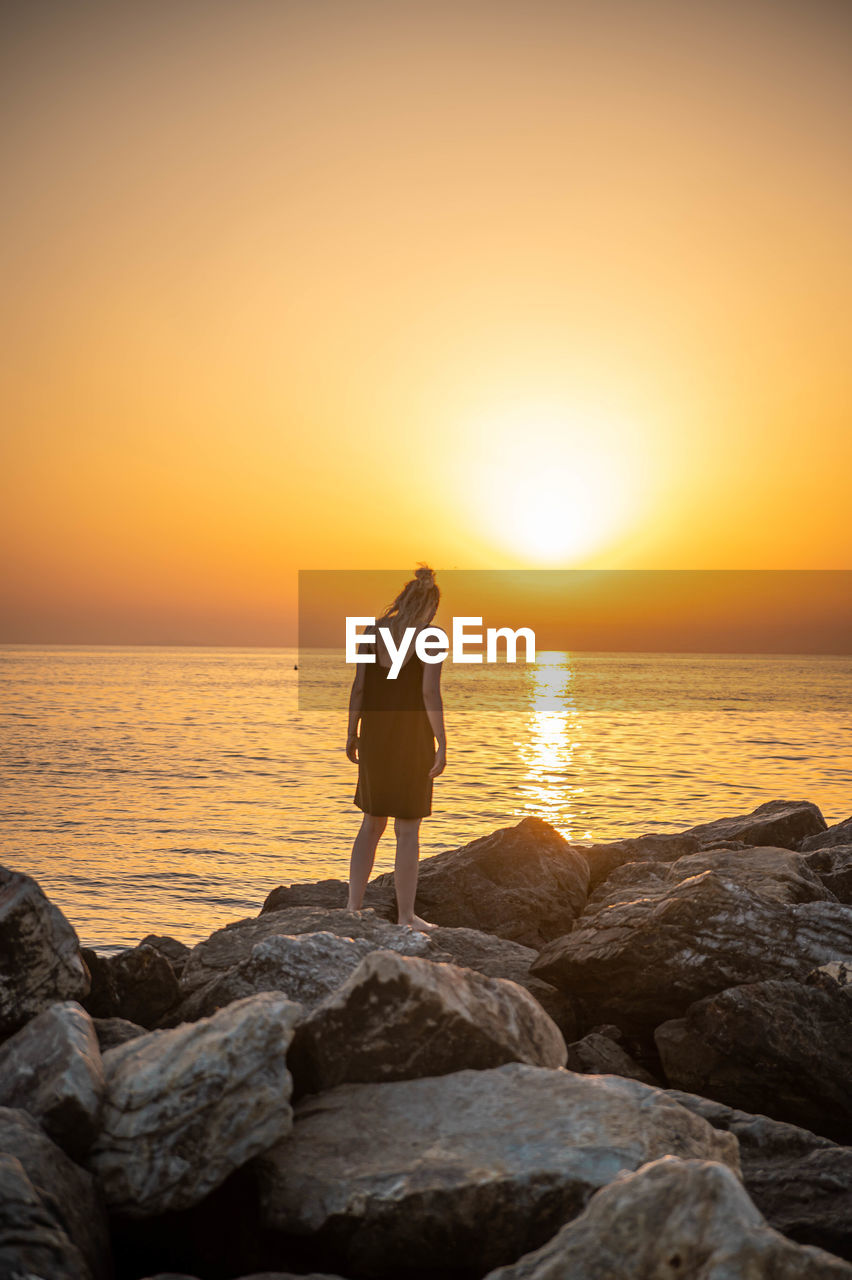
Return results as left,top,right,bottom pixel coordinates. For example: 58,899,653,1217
457,398,647,564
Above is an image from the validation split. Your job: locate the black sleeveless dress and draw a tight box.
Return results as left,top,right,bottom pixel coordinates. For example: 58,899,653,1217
354,649,436,819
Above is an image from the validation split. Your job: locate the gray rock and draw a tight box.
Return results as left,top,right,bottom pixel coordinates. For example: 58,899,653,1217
680,798,827,850
655,975,852,1142
483,1155,852,1279
372,816,590,948
254,1061,739,1277
0,1106,111,1280
93,1015,147,1051
563,1031,658,1085
0,1000,104,1158
576,833,702,892
289,950,567,1094
139,934,191,975
805,845,852,903
0,865,90,1035
179,907,438,997
82,942,180,1027
801,816,852,852
530,871,852,1035
87,991,301,1217
0,1152,93,1280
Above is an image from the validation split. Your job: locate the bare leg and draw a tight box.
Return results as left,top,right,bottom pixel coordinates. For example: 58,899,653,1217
347,814,387,910
394,817,436,929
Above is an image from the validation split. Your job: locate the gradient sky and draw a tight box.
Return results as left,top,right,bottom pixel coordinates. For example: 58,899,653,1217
2,0,850,645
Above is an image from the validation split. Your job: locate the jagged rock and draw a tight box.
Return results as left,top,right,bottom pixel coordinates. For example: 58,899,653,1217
584,844,833,914
666,1090,852,1262
262,877,395,917
179,907,437,996
82,942,180,1027
0,1001,104,1157
372,817,590,948
483,1155,852,1279
93,1016,147,1051
163,931,378,1026
655,975,852,1142
801,816,852,852
530,871,852,1035
87,991,301,1217
804,846,852,903
0,1106,111,1280
575,833,702,892
0,866,90,1035
808,960,852,992
289,951,567,1095
0,1152,93,1280
563,1032,658,1085
254,1061,738,1277
139,934,191,976
680,798,827,850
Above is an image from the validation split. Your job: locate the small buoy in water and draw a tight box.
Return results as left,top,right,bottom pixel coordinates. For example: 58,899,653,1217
293,664,298,670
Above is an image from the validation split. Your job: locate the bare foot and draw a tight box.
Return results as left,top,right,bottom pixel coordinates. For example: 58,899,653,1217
398,913,438,931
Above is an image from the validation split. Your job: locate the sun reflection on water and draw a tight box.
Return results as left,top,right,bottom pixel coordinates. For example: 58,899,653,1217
514,651,591,843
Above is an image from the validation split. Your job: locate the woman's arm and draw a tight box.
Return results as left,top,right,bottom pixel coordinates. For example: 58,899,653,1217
422,659,446,778
346,663,366,763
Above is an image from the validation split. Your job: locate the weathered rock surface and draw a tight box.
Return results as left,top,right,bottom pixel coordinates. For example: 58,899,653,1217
530,871,852,1034
563,1031,658,1085
655,974,852,1142
584,844,834,914
680,797,827,849
0,1000,104,1157
254,1061,738,1277
87,991,301,1217
0,865,90,1035
0,1106,111,1280
801,816,852,852
290,951,567,1094
805,845,852,903
576,833,702,892
93,1015,147,1051
262,876,395,918
179,907,437,996
82,942,180,1027
371,817,591,948
483,1155,852,1279
0,1152,94,1280
139,933,191,975
164,931,378,1026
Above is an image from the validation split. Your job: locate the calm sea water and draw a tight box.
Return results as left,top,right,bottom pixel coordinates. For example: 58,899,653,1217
1,645,849,953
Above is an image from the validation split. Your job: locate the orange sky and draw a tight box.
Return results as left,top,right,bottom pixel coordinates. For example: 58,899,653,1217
2,0,850,645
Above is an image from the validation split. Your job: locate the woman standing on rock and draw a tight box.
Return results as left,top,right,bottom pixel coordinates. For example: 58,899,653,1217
346,565,446,930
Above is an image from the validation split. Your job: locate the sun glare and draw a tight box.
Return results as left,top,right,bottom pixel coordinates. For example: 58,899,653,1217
459,400,647,564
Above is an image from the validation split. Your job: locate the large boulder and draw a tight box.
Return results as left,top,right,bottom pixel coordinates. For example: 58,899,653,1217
0,1106,111,1280
253,1061,738,1278
139,934,191,977
262,877,395,917
86,991,301,1217
680,798,827,850
0,1152,94,1280
563,1031,658,1085
655,973,852,1142
801,816,852,852
93,1016,147,1051
483,1155,852,1279
805,846,852,903
372,817,590,948
82,942,180,1027
666,1089,852,1261
0,1000,105,1157
0,866,90,1035
179,907,437,996
289,951,567,1094
584,844,833,913
530,871,852,1035
576,833,701,893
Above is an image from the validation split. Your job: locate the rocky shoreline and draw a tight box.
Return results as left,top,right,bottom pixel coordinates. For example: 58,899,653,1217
2,798,852,1278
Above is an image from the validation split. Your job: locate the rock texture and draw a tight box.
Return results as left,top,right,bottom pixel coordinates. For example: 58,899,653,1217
805,846,852,903
680,798,827,849
530,871,852,1034
93,1015,147,1051
576,833,702,892
563,1031,658,1085
87,991,301,1217
483,1155,852,1279
0,1105,111,1280
289,951,567,1094
0,1000,105,1157
254,1062,738,1278
0,1152,94,1280
0,865,90,1035
371,817,590,948
801,816,852,852
82,942,180,1027
655,975,852,1142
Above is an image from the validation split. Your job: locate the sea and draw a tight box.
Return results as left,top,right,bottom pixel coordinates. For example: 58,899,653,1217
1,645,849,953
